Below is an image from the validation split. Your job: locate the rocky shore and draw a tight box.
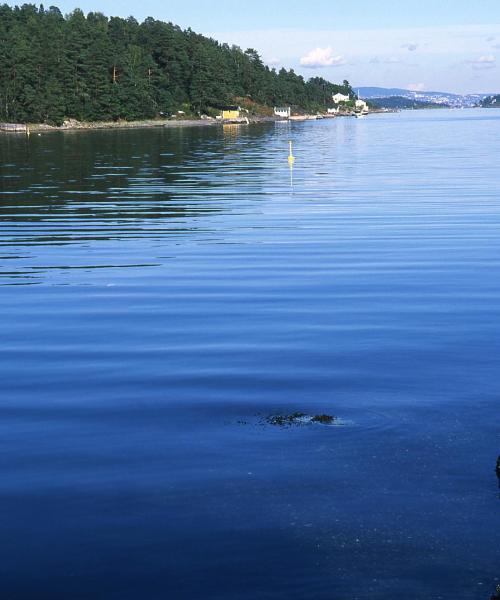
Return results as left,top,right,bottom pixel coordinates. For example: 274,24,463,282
1,111,387,134
25,115,278,132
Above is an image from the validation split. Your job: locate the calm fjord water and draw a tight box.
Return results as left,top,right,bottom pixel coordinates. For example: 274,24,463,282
1,110,499,599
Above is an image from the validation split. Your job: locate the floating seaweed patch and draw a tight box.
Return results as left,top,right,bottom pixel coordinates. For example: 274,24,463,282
263,413,337,427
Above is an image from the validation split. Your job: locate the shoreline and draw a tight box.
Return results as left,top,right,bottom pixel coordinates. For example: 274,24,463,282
1,116,279,134
35,118,221,131
0,111,389,134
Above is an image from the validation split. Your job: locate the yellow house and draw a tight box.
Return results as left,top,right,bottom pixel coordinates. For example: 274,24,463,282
222,107,240,119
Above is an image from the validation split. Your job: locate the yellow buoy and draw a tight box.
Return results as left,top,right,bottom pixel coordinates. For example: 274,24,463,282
288,140,295,165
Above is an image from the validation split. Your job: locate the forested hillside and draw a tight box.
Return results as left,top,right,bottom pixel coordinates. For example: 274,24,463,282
481,95,500,107
369,96,446,110
0,4,353,124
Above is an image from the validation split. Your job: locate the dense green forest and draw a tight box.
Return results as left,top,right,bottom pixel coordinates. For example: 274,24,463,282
0,4,353,124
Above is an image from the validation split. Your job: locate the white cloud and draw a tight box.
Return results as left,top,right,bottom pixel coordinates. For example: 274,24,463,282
467,54,496,69
402,43,419,51
209,24,500,93
300,47,346,68
407,82,426,91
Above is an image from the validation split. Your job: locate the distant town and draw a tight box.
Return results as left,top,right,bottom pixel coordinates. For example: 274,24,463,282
358,87,499,109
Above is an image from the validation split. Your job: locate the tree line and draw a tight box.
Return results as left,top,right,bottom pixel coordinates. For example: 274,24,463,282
481,95,500,107
0,4,353,125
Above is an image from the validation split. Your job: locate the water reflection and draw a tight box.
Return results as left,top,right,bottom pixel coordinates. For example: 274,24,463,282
222,123,243,143
1,124,289,284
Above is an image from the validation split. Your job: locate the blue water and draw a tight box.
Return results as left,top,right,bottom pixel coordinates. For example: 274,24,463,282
1,110,499,599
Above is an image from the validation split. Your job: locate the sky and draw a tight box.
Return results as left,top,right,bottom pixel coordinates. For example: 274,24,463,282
7,0,500,94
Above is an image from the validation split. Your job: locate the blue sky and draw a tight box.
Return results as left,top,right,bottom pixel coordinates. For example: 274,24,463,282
7,1,500,93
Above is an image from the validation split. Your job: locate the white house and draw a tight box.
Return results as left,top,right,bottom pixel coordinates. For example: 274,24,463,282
274,106,291,118
332,93,350,104
327,107,339,114
355,98,368,111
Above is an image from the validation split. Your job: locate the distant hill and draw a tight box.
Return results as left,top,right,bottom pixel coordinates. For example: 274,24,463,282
358,87,458,99
369,96,446,110
358,87,495,108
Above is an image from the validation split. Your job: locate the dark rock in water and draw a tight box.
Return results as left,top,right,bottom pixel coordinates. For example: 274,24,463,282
496,456,500,479
310,414,336,425
264,413,336,427
491,584,500,599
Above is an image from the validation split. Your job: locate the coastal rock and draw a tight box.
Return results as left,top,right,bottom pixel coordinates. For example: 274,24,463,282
63,118,81,128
